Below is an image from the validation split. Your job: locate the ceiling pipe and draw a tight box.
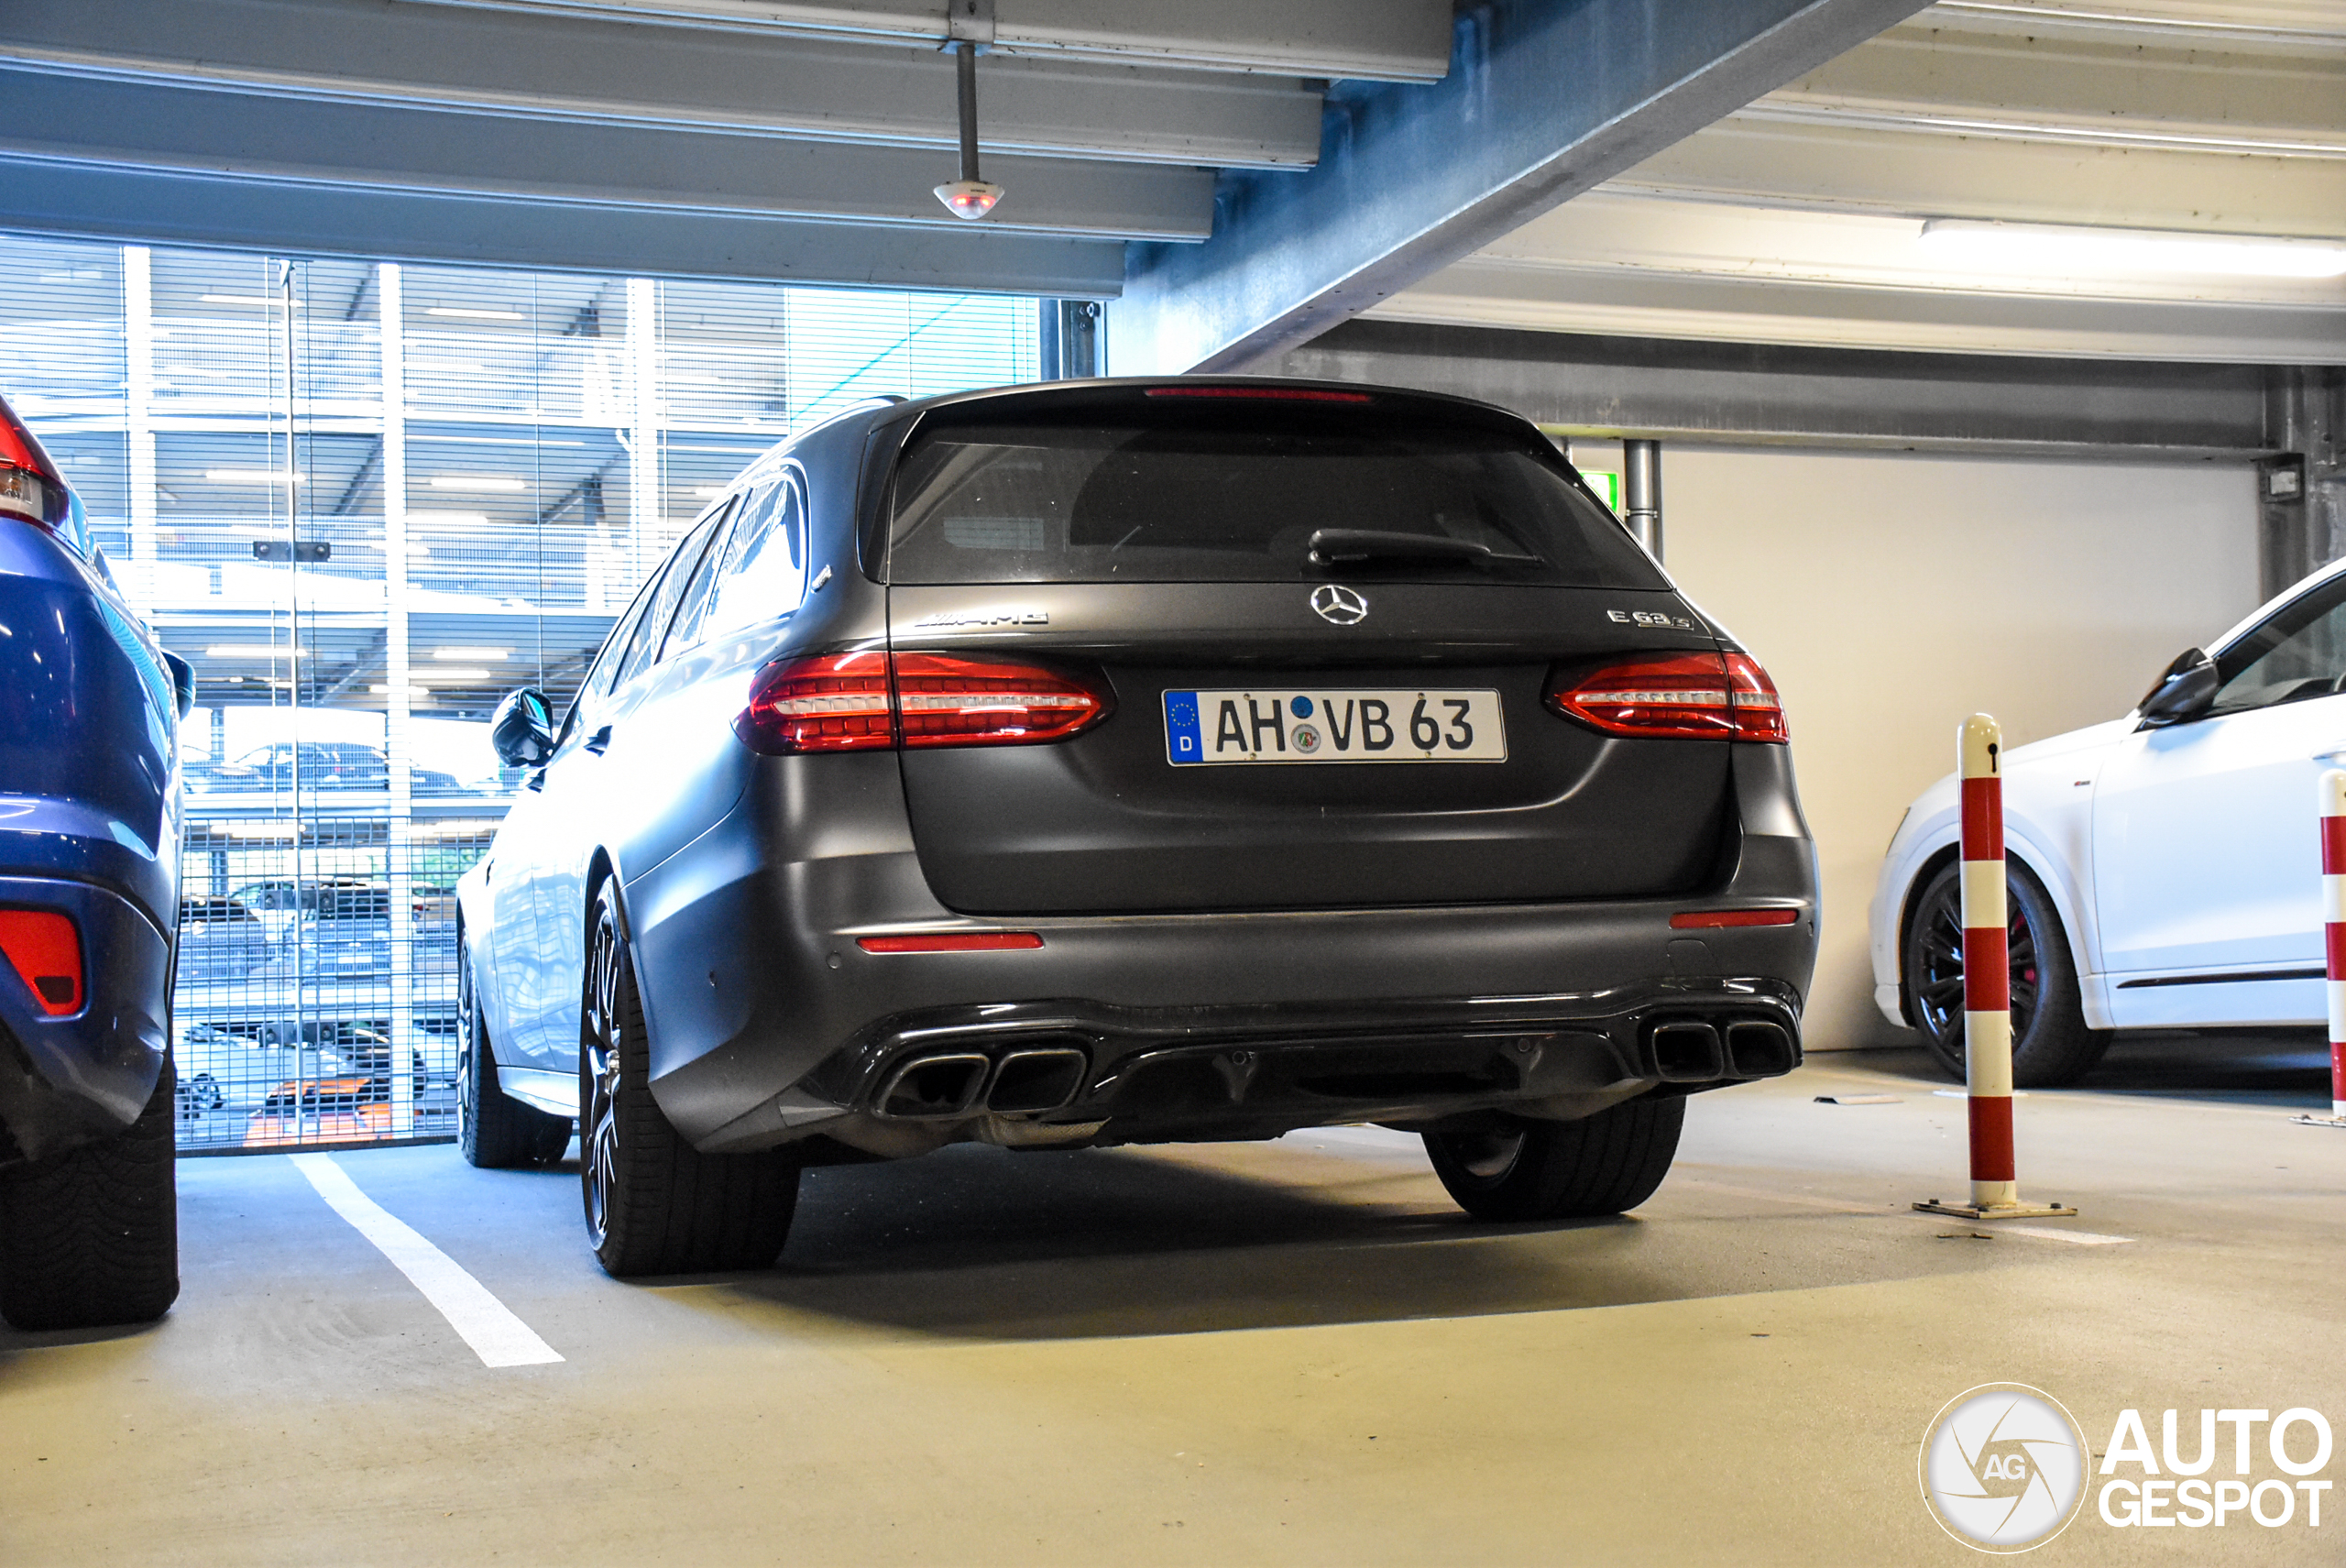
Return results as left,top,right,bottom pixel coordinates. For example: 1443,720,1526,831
1623,438,1662,563
935,0,1003,220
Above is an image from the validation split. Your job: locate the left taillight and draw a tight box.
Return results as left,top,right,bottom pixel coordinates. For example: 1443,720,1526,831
734,651,1112,756
0,400,69,532
1545,651,1788,743
0,909,83,1015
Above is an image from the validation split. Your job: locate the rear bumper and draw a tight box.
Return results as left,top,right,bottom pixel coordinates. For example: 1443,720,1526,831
0,873,172,1167
630,746,1818,1154
768,978,1803,1156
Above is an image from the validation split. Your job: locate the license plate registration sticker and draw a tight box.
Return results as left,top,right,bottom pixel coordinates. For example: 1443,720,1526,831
1163,689,1507,765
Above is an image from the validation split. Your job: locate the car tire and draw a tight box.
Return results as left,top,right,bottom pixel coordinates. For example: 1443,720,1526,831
457,948,571,1170
1424,1095,1684,1222
579,881,798,1277
175,1071,223,1113
0,1056,181,1332
1904,860,2112,1089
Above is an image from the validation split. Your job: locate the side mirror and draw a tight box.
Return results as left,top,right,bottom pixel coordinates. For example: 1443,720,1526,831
490,687,556,768
160,650,196,719
2137,647,2219,728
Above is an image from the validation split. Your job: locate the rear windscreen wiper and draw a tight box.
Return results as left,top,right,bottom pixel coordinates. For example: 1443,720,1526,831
1306,528,1541,567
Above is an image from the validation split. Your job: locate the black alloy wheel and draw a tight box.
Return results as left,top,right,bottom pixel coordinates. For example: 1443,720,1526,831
578,881,798,1277
1424,1095,1684,1222
1903,861,2110,1089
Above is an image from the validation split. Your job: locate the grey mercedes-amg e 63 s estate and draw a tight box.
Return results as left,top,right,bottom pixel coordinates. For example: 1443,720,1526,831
455,378,1818,1277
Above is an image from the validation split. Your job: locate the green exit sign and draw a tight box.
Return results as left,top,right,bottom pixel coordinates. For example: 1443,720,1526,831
1581,470,1621,512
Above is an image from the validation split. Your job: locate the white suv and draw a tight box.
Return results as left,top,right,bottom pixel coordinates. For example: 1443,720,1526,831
1872,559,2346,1084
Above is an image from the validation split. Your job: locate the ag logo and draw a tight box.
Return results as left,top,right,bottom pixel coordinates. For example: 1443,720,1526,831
1921,1384,2088,1552
1310,585,1367,626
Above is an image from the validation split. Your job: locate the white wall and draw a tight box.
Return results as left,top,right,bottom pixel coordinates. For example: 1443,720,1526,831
1633,445,2259,1048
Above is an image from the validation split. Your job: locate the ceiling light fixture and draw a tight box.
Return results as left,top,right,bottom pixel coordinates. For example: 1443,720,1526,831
205,644,301,659
1918,219,2346,280
205,468,303,485
424,306,526,322
431,647,510,662
428,476,526,492
422,668,492,683
934,0,1004,221
199,294,301,308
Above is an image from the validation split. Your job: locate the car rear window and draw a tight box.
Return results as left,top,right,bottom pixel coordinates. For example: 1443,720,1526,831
884,402,1663,588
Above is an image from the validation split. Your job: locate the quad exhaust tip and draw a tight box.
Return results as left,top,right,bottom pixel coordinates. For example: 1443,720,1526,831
877,1053,990,1119
875,1045,1092,1120
986,1047,1089,1114
1725,1020,1796,1080
1649,1021,1726,1083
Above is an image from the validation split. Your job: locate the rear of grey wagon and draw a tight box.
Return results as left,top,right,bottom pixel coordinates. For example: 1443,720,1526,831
703,380,1821,1220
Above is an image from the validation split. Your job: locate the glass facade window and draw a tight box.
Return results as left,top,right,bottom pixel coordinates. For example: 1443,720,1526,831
0,233,1041,1148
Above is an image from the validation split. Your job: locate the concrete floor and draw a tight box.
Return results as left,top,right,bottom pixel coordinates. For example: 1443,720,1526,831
5,1035,2342,1566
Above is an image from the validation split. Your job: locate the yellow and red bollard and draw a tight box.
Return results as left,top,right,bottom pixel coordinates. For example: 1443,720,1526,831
2292,770,2346,1129
1916,714,2078,1220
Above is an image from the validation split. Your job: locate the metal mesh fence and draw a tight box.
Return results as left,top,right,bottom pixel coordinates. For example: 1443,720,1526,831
0,231,1045,1153
172,806,503,1152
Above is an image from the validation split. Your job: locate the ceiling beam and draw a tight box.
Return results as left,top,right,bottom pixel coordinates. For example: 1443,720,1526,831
1613,114,2346,238
402,0,1457,82
1107,0,1935,375
1765,15,2346,158
0,70,1213,242
1277,317,2289,460
0,0,1327,170
1372,256,2346,365
0,157,1127,297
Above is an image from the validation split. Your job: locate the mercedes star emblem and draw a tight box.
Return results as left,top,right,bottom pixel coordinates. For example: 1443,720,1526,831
1310,584,1369,626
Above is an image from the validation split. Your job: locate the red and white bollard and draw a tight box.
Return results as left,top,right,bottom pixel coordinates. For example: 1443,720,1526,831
2293,770,2346,1129
1916,714,2078,1220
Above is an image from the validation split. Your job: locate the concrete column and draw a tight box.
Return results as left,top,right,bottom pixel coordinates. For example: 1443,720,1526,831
1041,300,1100,379
2259,367,2346,603
626,277,660,587
1623,438,1662,563
124,246,158,606
379,262,415,1136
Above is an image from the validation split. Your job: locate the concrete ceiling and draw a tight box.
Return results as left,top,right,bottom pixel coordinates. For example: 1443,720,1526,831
0,0,1452,297
4,0,2327,367
0,0,1939,364
1368,0,2346,361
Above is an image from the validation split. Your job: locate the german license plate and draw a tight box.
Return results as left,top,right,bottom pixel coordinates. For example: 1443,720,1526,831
1163,688,1507,765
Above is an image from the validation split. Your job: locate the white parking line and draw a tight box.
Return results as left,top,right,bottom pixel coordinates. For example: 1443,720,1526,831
290,1153,564,1368
1988,1223,2132,1246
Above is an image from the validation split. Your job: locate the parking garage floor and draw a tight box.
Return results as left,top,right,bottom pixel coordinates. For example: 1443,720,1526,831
5,1036,2342,1566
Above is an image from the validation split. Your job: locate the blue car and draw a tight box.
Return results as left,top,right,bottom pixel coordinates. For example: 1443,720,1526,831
0,391,191,1331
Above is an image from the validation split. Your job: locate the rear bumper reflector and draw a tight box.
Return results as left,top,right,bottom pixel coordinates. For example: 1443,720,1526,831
0,908,82,1014
856,932,1046,954
1669,909,1799,929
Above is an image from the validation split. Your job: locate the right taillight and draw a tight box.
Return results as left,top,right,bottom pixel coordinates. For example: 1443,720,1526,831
1545,652,1787,742
1722,652,1787,742
735,651,1112,755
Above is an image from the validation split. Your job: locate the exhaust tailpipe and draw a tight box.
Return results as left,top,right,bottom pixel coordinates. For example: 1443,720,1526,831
985,1048,1089,1115
876,1053,990,1119
1725,1020,1796,1079
1649,1021,1726,1083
